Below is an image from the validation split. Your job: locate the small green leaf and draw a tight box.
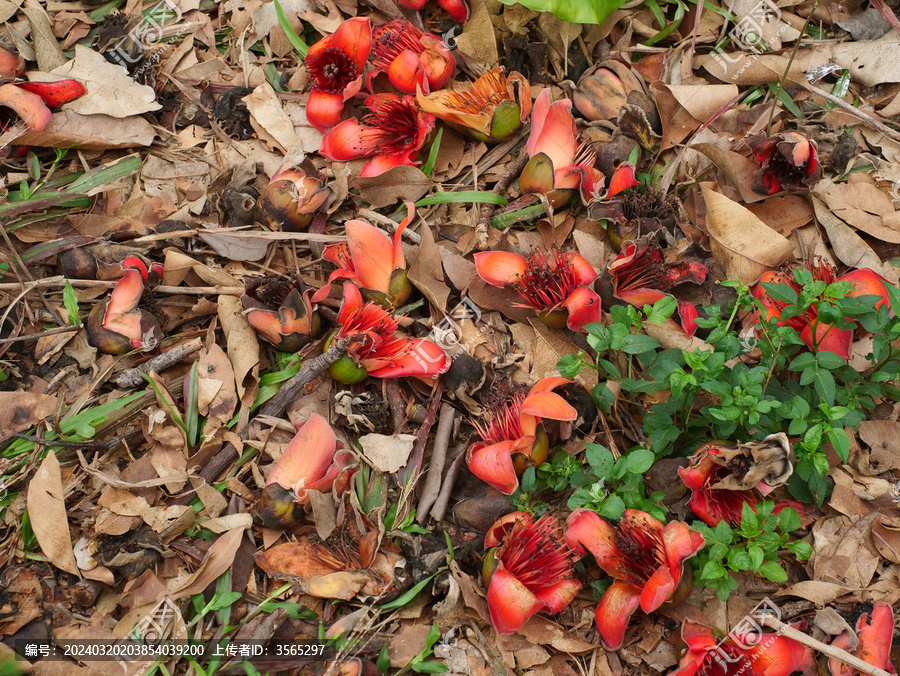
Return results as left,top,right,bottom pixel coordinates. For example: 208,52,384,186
625,449,655,474
757,561,788,582
597,495,626,521
381,572,438,609
496,0,625,24
421,127,443,177
415,191,508,207
412,662,450,673
63,281,81,326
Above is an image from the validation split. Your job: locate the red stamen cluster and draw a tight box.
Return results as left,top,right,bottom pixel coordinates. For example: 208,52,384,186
371,20,426,66
473,390,527,443
612,518,667,588
497,515,578,591
307,47,359,94
698,640,754,676
357,96,421,155
614,244,669,293
513,248,582,311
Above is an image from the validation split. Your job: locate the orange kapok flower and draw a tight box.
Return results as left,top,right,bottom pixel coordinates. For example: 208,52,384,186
0,78,86,137
608,238,708,336
0,45,24,78
748,132,821,195
86,256,164,355
368,20,455,95
483,512,580,635
416,67,531,143
829,602,896,676
474,247,600,331
313,203,415,308
751,257,893,360
466,378,577,494
265,412,354,507
520,89,606,207
397,0,469,22
565,508,704,651
327,282,449,383
257,155,331,232
670,619,816,676
679,434,795,527
242,276,320,352
319,94,435,177
304,17,372,132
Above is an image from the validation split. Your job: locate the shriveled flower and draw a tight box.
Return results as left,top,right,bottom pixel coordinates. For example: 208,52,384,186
0,78,86,136
483,512,580,634
573,67,630,122
608,238,708,336
679,434,795,527
368,20,455,95
670,619,816,676
86,256,164,355
319,94,435,177
304,17,371,132
829,602,896,676
256,155,330,232
474,247,600,331
752,257,892,360
590,183,678,252
565,508,704,650
242,275,320,352
748,132,821,195
466,378,577,494
327,282,449,383
397,0,469,22
313,203,415,308
416,67,531,143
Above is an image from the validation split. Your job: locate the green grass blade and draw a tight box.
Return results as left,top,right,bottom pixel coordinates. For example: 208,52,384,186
274,0,308,58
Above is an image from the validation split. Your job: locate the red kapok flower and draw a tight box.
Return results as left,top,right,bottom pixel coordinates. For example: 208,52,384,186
752,258,893,360
483,512,581,635
327,282,449,383
670,619,816,676
565,508,704,650
0,78,86,135
748,132,821,195
474,247,600,331
256,155,331,232
86,256,164,355
608,238,708,336
242,275,320,352
266,412,355,506
368,20,455,95
313,203,415,308
397,0,469,22
416,67,531,143
319,94,435,177
304,17,372,132
466,378,577,494
829,602,897,676
679,434,795,527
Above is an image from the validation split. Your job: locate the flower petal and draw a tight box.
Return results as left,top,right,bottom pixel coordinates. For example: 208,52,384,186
0,84,52,132
359,153,415,177
533,577,581,614
562,286,602,331
437,0,469,22
799,321,852,360
337,282,364,324
662,520,705,581
106,268,144,318
596,581,642,650
0,46,24,79
525,88,552,157
678,301,700,337
393,203,413,271
604,163,639,199
520,391,577,421
346,220,395,293
487,563,544,634
565,509,629,579
754,635,818,676
387,49,426,95
307,90,346,133
319,118,376,161
841,268,892,311
484,512,532,548
467,440,520,494
331,16,372,69
530,98,576,172
640,564,676,613
246,309,286,346
616,287,668,307
854,602,896,673
367,337,450,378
16,79,86,107
564,252,598,286
266,412,337,491
474,251,528,287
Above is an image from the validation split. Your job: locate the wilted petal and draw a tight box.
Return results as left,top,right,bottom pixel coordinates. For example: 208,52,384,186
246,309,286,347
474,251,529,287
484,512,533,548
266,413,337,492
756,635,817,676
337,282,365,324
487,563,544,634
360,153,413,177
605,163,639,198
640,564,676,613
17,79,86,107
346,220,395,293
520,391,577,421
468,440,520,495
617,287,667,307
678,301,700,337
596,581,642,650
387,49,426,94
662,520,705,576
0,83,52,131
0,46,24,78
367,336,449,378
525,88,552,156
853,602,896,674
799,321,852,360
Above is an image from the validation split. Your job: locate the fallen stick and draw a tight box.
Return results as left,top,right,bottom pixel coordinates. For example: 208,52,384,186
474,150,530,249
116,337,204,389
808,84,900,144
416,402,455,524
429,446,465,524
759,615,892,676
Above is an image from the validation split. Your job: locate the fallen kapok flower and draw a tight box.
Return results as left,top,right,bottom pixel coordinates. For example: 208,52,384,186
589,183,678,252
242,275,320,352
519,88,605,207
752,257,893,360
573,67,629,122
748,132,822,195
416,67,531,143
466,378,577,494
256,154,330,232
565,508,704,651
313,204,415,307
86,256,164,355
319,93,435,177
368,19,455,95
326,282,450,384
607,237,708,336
0,78,86,134
670,619,816,676
0,45,24,78
397,0,469,22
304,17,371,132
829,602,897,676
473,247,600,331
679,433,795,527
483,511,580,634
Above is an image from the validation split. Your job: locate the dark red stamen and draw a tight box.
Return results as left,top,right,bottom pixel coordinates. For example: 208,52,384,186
371,20,426,67
307,46,359,94
473,391,527,443
498,515,578,591
513,248,581,312
612,519,667,588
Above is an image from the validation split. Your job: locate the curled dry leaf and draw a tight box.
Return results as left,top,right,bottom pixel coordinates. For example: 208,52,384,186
350,165,433,209
217,295,260,406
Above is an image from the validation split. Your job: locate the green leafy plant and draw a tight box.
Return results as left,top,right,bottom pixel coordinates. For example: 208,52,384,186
496,0,625,25
691,502,812,601
63,281,81,326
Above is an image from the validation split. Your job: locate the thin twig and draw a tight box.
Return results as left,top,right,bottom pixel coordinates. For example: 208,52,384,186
474,150,530,249
807,83,900,143
399,379,444,488
429,445,465,523
357,209,422,244
14,433,118,449
765,4,817,136
0,325,79,344
759,615,892,676
115,337,204,389
0,276,244,296
416,402,456,524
